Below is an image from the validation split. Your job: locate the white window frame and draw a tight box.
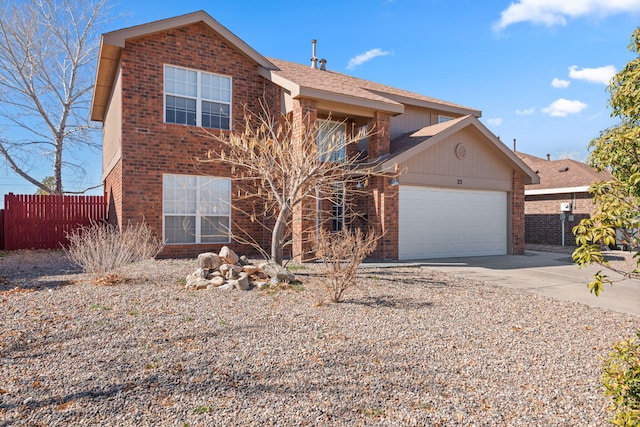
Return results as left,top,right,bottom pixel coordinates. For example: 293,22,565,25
163,64,232,130
317,119,346,162
162,174,232,245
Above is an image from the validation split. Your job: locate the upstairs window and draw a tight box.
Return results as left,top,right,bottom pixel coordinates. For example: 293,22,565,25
317,119,346,162
438,115,454,124
164,65,231,130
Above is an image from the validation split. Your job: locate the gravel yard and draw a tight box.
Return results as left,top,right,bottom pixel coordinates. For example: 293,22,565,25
0,250,637,426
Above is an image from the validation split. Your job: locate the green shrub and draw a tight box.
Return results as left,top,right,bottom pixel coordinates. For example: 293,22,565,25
602,330,640,426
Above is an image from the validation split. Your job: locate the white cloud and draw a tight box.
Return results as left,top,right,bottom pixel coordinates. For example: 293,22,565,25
551,78,570,88
515,107,535,115
568,65,617,84
487,118,503,126
542,98,588,117
494,0,640,31
347,48,391,70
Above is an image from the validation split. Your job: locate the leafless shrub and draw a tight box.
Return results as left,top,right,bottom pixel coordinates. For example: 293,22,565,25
65,221,164,276
314,228,379,303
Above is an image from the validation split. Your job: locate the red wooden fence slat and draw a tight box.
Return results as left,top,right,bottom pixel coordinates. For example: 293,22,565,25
0,209,4,250
2,192,106,250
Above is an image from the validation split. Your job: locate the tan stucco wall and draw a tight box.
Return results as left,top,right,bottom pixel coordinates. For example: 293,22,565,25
102,62,122,180
399,126,514,191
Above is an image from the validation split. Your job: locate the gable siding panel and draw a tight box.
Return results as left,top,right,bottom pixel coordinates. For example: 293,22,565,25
400,127,514,191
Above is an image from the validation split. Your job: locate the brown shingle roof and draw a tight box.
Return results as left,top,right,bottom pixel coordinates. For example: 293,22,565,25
265,58,482,117
516,152,611,191
388,116,468,157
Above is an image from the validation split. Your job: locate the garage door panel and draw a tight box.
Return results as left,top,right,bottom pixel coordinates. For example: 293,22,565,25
399,186,507,260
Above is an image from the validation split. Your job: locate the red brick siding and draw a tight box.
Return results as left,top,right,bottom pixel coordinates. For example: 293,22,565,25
367,112,391,158
512,171,525,255
117,22,280,258
525,192,595,246
368,175,399,260
105,158,122,227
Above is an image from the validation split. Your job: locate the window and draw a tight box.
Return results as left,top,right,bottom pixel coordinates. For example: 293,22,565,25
332,182,345,232
163,174,231,244
438,115,454,124
164,65,231,130
317,119,346,162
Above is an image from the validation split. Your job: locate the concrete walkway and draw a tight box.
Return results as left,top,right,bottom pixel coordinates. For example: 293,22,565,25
364,250,640,316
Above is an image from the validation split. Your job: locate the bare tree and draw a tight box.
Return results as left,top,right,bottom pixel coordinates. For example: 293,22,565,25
198,104,384,265
0,0,109,194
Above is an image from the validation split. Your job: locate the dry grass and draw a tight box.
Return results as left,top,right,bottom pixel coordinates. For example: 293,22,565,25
64,221,163,276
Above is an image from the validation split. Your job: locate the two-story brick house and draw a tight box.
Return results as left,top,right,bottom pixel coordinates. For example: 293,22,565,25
91,11,538,260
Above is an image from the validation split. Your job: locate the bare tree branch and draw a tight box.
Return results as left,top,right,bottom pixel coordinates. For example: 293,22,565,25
196,102,392,265
0,0,110,194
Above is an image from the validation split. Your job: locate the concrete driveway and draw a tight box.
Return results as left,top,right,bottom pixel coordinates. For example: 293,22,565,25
412,250,640,316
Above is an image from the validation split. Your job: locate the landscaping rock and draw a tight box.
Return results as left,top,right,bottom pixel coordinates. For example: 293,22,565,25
217,283,234,291
219,246,239,265
209,276,225,287
242,265,259,275
236,272,250,290
187,251,264,292
259,261,295,282
197,252,223,270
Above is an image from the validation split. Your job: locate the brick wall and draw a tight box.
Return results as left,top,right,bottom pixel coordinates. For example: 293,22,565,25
117,22,280,258
367,112,391,159
525,192,595,246
104,159,122,227
511,171,525,255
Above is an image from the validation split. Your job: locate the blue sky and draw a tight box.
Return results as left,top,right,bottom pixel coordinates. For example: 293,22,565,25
1,0,639,205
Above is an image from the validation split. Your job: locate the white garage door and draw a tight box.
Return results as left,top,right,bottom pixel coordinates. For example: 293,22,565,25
399,186,507,260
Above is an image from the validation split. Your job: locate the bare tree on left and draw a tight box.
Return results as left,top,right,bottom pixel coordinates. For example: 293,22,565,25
0,0,110,194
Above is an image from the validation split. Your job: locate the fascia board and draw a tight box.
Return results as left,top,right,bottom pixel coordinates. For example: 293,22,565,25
525,186,590,195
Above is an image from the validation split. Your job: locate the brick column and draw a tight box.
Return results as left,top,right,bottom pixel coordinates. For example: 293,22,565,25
512,170,525,255
291,98,317,262
367,112,391,158
368,175,399,260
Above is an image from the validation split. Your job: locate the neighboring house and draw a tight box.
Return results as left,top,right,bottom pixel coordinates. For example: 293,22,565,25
90,10,539,260
517,152,611,247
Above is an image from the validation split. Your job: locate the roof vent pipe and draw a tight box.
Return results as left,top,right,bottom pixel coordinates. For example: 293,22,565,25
546,153,551,161
310,39,318,69
513,138,516,152
320,58,327,71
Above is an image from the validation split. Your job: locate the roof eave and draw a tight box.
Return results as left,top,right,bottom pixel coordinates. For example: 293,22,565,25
297,87,405,115
102,11,276,69
525,186,591,195
367,90,482,118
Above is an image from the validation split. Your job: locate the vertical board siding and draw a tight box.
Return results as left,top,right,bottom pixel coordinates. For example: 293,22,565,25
3,193,107,250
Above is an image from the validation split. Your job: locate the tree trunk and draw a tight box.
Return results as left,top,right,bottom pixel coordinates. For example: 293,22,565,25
271,206,289,265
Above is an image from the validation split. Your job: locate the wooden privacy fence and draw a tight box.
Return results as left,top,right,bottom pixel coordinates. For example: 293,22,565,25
1,193,107,250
